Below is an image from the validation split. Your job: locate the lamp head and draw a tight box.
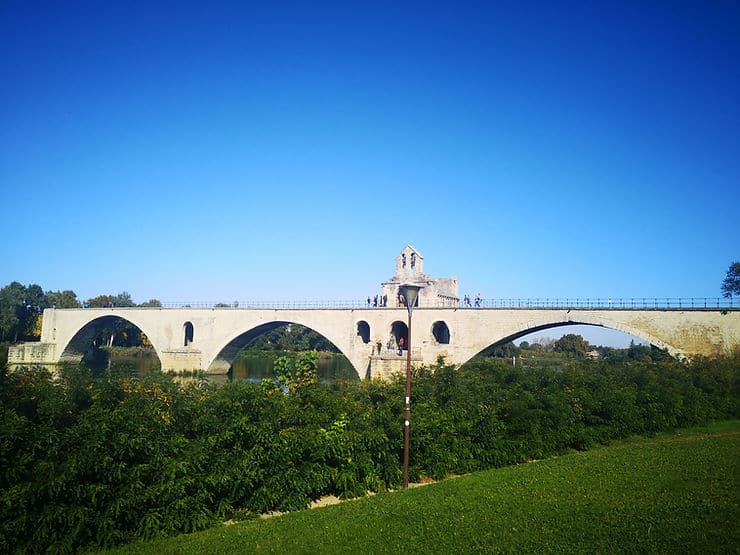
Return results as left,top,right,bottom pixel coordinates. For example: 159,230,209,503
400,284,423,316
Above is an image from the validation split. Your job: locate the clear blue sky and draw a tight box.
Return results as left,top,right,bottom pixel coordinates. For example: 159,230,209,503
1,2,738,344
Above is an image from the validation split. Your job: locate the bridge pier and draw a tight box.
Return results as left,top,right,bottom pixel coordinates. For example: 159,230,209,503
7,342,59,366
366,351,423,381
159,349,219,374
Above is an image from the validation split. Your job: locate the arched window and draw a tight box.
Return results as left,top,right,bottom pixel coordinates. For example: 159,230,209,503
184,321,194,346
357,321,370,343
432,321,450,344
391,321,408,350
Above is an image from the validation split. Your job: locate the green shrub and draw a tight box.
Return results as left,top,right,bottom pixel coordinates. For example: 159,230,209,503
0,355,737,552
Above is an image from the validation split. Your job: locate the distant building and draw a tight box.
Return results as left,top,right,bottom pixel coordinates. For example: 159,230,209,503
381,245,459,307
586,350,601,360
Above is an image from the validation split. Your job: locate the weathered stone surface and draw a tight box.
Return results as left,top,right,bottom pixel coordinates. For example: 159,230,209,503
8,342,57,364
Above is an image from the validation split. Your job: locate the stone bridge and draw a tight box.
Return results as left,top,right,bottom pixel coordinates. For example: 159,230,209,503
8,305,740,379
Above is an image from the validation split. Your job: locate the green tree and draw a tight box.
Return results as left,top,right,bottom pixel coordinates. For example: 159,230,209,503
114,291,136,307
0,282,49,341
244,324,339,353
721,262,740,298
0,282,24,341
552,334,590,357
139,299,163,307
273,350,319,395
485,341,520,358
86,294,115,308
86,291,136,308
46,290,82,308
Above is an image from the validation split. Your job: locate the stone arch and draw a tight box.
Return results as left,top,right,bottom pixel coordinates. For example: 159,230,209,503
59,315,164,366
459,319,682,367
184,321,194,346
432,321,450,344
205,320,357,377
560,315,681,356
356,321,370,343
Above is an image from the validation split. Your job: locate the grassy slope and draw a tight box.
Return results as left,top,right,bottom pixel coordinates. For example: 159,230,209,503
107,422,739,554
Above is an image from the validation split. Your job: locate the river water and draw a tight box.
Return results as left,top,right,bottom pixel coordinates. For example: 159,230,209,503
94,349,359,383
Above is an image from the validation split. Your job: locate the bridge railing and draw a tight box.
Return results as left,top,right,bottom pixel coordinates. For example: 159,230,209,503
95,297,738,310
153,300,370,309
462,297,737,309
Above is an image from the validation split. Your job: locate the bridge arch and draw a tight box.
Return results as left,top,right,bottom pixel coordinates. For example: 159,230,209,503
459,318,681,368
204,319,356,377
558,314,680,356
59,314,165,367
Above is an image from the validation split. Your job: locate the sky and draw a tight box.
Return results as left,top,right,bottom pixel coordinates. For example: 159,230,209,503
1,1,738,347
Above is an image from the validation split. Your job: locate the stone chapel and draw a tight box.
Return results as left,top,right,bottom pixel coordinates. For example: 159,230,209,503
380,245,459,307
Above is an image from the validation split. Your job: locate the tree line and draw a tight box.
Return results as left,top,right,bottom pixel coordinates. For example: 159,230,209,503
486,333,667,363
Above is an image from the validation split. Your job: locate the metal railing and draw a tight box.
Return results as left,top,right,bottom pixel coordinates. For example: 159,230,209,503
463,297,737,310
75,297,737,310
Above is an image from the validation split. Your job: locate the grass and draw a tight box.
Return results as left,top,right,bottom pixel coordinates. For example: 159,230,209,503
105,421,739,554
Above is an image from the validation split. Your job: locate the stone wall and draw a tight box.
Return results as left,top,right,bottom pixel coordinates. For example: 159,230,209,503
8,342,57,365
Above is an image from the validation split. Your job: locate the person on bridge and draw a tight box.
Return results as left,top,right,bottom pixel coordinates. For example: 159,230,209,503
398,336,405,355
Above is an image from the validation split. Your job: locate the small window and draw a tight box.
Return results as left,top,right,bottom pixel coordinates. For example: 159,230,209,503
357,321,370,343
184,321,194,346
432,321,450,344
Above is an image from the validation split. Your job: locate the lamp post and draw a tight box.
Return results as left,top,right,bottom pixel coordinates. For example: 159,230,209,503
400,283,422,490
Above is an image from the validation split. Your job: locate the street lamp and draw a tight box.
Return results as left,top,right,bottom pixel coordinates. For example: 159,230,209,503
400,283,422,489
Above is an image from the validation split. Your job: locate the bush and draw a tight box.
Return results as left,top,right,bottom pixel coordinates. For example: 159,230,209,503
0,355,737,552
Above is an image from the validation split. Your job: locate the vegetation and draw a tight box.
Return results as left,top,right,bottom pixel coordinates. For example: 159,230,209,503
110,421,740,554
1,352,738,552
484,334,667,366
722,261,740,298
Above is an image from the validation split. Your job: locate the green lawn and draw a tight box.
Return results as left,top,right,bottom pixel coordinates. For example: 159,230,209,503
106,421,739,554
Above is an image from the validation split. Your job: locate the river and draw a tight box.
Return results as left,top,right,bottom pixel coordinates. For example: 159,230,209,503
87,347,360,384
